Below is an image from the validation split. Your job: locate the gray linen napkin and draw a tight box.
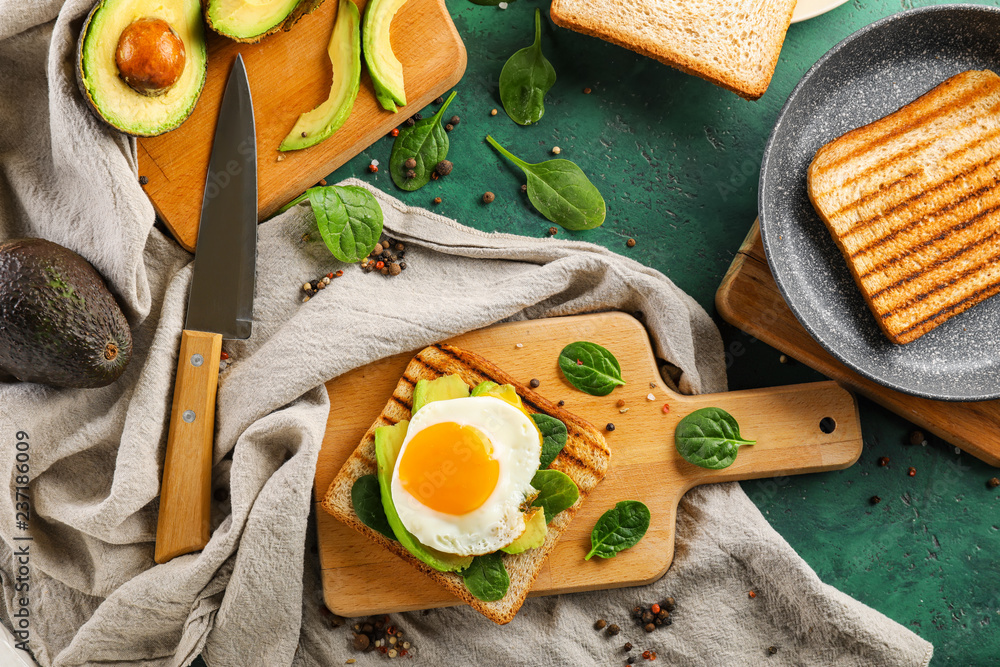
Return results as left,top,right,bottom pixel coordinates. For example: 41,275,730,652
0,2,933,666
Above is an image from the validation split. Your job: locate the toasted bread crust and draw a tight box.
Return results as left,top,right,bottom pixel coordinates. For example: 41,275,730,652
549,0,794,100
322,343,610,624
808,70,1000,344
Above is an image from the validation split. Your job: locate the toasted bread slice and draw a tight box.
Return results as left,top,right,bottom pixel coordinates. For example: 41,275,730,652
549,0,795,100
322,343,610,624
807,70,1000,344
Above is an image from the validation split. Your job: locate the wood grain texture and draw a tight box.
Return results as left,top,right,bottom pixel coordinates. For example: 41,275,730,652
314,312,862,616
138,0,467,251
155,329,222,563
716,220,1000,467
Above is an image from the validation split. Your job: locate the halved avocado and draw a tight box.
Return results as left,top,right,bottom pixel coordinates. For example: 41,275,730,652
363,0,408,112
374,421,473,572
205,0,325,43
77,0,207,137
280,0,361,151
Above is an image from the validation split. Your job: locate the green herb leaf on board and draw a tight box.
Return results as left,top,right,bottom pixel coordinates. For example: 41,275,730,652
674,407,756,469
558,341,625,396
585,500,650,560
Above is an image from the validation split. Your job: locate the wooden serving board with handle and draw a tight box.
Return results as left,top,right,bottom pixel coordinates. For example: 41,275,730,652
138,0,466,251
717,220,1000,467
314,312,862,616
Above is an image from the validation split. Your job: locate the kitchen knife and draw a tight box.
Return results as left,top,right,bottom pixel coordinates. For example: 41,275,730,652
155,54,257,564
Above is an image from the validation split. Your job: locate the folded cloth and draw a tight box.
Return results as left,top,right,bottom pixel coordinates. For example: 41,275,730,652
0,1,932,666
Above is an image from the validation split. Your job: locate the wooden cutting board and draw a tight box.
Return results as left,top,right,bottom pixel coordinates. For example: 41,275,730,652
314,312,862,616
138,0,466,251
717,220,1000,468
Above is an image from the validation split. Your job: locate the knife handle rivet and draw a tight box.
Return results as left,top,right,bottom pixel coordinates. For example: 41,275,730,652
191,354,204,367
182,410,196,423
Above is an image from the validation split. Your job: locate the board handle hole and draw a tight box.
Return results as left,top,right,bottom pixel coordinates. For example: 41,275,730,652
819,417,837,434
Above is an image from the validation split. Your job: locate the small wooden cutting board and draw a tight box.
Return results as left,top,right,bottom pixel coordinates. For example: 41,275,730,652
138,0,466,251
314,312,862,617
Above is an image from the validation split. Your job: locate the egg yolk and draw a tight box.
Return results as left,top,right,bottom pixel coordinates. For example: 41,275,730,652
398,422,500,515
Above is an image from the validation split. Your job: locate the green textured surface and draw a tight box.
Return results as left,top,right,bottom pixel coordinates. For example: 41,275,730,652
310,1,1000,664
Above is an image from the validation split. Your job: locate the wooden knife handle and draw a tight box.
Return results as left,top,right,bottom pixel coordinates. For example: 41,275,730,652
155,330,223,564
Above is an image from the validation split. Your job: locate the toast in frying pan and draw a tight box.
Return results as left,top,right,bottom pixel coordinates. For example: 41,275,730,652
807,69,1000,344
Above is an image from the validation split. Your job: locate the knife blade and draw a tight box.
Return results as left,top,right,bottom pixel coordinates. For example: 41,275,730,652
155,54,257,564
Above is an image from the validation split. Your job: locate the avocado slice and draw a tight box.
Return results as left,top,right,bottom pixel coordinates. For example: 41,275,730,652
363,0,409,112
374,421,473,572
411,374,470,414
500,507,547,555
280,0,361,151
76,0,207,137
205,0,324,43
0,239,132,388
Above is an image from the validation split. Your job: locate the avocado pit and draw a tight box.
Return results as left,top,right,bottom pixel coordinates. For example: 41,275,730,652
115,17,185,96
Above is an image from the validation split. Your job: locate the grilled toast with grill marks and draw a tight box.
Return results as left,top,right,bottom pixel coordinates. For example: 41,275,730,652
807,69,1000,344
322,343,610,624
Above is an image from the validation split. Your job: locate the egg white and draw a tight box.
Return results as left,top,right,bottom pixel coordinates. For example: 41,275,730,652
390,396,542,556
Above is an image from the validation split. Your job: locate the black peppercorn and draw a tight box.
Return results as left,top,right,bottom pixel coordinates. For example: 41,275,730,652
908,430,925,445
624,642,633,651
404,117,415,127
434,96,444,104
641,611,653,624
520,184,528,194
664,597,675,611
445,123,454,132
449,115,460,125
399,262,407,270
139,175,149,185
405,169,416,179
558,400,565,407
768,646,778,655
548,226,558,236
435,160,453,176
870,495,882,505
627,658,635,665
989,477,1000,489
606,423,616,432
594,619,607,630
529,378,540,388
404,158,417,169
607,624,620,636
644,623,655,633
632,606,643,618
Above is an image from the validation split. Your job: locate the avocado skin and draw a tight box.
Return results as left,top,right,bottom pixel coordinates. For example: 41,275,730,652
0,239,133,389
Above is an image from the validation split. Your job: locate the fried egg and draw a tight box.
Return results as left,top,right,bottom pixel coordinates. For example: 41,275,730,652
390,396,542,556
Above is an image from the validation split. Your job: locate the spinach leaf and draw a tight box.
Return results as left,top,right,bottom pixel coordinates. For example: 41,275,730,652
279,185,383,262
531,469,579,522
390,91,457,191
531,413,567,469
558,341,625,396
461,552,509,601
351,474,396,541
499,9,555,126
674,407,756,469
486,135,606,230
585,500,650,560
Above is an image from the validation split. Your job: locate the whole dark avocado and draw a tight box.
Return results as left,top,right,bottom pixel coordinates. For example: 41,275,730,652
0,238,132,388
